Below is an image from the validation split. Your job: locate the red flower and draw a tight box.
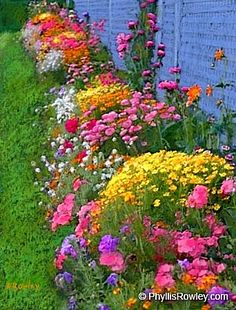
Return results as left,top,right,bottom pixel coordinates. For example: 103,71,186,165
65,118,79,134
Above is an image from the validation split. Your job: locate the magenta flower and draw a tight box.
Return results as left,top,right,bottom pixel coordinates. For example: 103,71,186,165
65,118,79,134
128,20,138,29
145,40,155,48
157,50,165,57
158,81,178,91
169,66,181,74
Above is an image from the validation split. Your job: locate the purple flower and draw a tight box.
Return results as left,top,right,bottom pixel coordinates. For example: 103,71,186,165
99,305,111,310
61,235,78,258
120,224,130,234
225,153,234,161
79,237,87,248
98,235,120,253
105,273,118,286
89,260,97,269
83,11,89,18
63,272,73,283
177,259,190,269
61,244,77,258
68,296,77,310
208,286,231,307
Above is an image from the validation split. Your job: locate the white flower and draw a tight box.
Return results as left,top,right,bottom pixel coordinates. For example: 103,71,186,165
37,49,63,74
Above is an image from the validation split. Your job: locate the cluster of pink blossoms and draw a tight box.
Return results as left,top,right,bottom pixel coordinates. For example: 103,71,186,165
51,193,75,231
79,92,180,147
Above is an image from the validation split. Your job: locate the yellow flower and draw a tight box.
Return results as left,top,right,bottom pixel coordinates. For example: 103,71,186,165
212,204,221,211
112,288,121,295
153,199,161,207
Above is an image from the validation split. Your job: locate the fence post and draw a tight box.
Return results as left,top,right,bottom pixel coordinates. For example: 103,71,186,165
174,0,183,66
157,0,164,45
108,0,112,50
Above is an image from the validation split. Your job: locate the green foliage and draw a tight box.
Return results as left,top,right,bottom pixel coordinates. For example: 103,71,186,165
0,1,28,32
0,33,67,309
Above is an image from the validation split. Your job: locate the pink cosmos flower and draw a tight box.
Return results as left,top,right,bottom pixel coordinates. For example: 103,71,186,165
186,185,208,209
99,251,126,273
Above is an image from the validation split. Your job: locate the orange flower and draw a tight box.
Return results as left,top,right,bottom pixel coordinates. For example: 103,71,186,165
201,304,211,310
214,48,225,60
186,85,202,106
143,301,152,309
125,298,137,308
196,274,218,291
206,85,213,97
181,272,195,285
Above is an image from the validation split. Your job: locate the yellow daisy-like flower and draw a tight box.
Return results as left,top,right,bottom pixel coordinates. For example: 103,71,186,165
212,204,221,211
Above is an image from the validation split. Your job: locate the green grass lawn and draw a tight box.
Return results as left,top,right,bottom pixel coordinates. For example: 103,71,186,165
0,33,67,310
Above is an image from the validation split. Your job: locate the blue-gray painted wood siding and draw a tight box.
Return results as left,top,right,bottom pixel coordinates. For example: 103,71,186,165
75,0,236,115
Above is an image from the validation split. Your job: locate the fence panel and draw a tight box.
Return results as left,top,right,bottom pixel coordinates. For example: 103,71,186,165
74,0,236,114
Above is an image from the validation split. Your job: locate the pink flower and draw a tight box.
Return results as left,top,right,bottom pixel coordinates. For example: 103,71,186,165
65,118,79,134
186,185,208,209
147,13,157,21
181,86,189,93
138,30,145,35
158,81,178,91
128,21,138,29
155,264,175,289
102,111,118,122
99,251,126,273
121,119,132,129
177,237,206,258
145,40,155,48
140,2,147,9
51,194,75,231
144,111,158,122
142,70,152,77
54,253,67,270
221,179,236,196
73,178,87,191
158,43,165,50
169,66,181,74
157,50,165,57
105,127,115,136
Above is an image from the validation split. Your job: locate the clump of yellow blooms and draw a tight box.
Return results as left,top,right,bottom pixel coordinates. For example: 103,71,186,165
76,80,131,114
100,150,233,207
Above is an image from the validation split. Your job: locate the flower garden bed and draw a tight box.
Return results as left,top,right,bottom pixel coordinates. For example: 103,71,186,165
18,1,236,309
